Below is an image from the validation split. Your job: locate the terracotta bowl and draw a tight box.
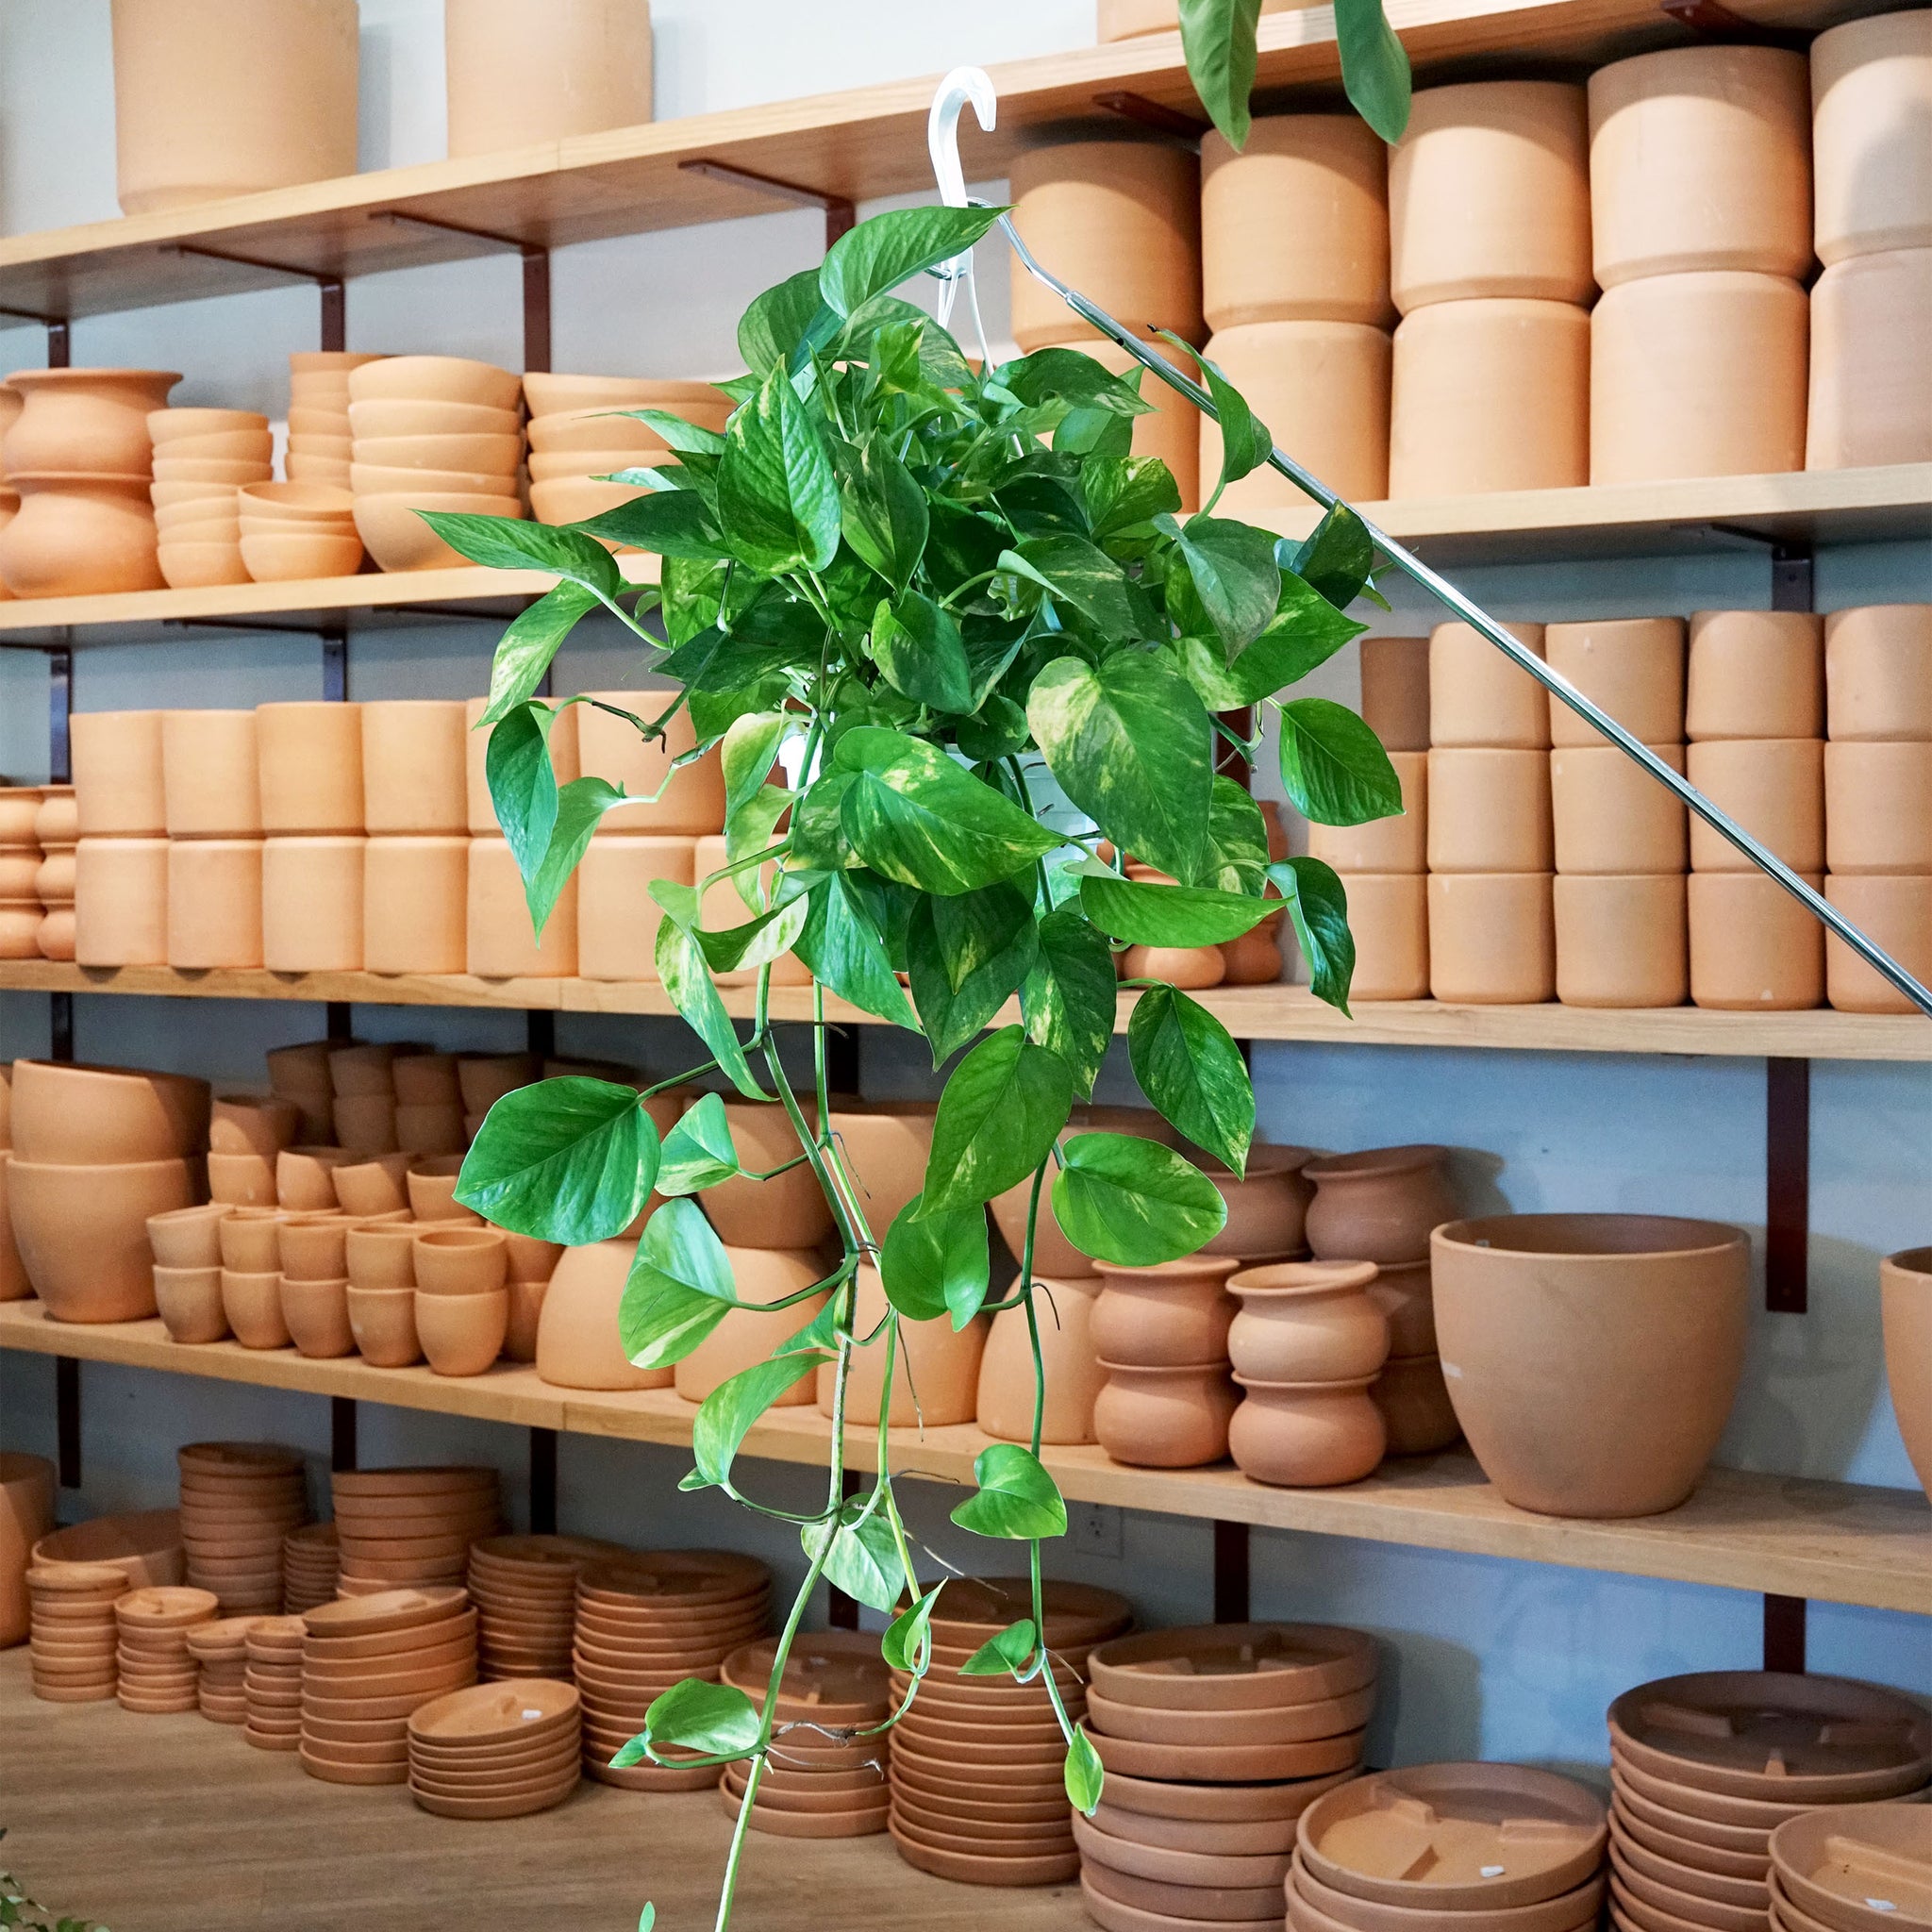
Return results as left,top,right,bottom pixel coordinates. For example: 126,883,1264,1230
525,447,658,484
150,456,271,486
9,1058,210,1164
153,499,240,533
529,475,650,527
148,408,268,443
413,1227,508,1295
416,1288,508,1375
331,1158,410,1218
346,399,522,441
351,433,523,474
522,374,728,418
153,429,273,463
147,1202,229,1269
237,482,355,523
353,492,525,572
350,460,521,497
208,1095,303,1160
242,533,364,582
10,1157,197,1323
158,540,251,588
526,412,669,456
34,1510,183,1590
348,357,522,412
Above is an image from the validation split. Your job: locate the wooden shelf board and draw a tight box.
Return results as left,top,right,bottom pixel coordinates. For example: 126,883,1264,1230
3,1300,1924,1612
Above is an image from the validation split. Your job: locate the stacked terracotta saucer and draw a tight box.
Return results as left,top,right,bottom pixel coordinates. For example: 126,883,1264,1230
1290,1765,1609,1932
26,1561,125,1704
467,1534,621,1681
242,1613,308,1751
299,1585,478,1787
1770,1803,1931,1932
1608,1673,1932,1932
573,1551,772,1790
330,1465,501,1596
408,1678,583,1820
177,1441,308,1614
1078,1624,1381,1931
720,1631,892,1838
115,1585,220,1713
187,1615,264,1724
888,1577,1133,1889
282,1522,341,1613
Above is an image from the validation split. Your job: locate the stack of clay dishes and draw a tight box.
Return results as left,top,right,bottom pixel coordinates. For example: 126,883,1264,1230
33,785,76,962
187,1614,263,1724
331,1466,502,1597
282,1522,341,1613
889,1577,1132,1888
1291,1764,1610,1932
299,1585,479,1786
573,1551,773,1789
719,1631,892,1838
238,481,363,582
287,352,386,491
149,408,272,588
33,1507,185,1591
346,357,525,571
522,373,732,528
412,1225,511,1377
467,1534,620,1681
177,1441,308,1614
242,1613,308,1751
26,1561,126,1703
0,786,42,960
408,1678,584,1819
114,1584,219,1713
1770,1803,1932,1932
1607,1672,1932,1932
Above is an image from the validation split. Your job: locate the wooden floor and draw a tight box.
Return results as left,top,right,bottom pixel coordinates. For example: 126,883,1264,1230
0,1649,1086,1932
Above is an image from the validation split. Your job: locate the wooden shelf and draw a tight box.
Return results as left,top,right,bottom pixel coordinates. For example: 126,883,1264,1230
3,961,1925,1059
2,1300,1924,1612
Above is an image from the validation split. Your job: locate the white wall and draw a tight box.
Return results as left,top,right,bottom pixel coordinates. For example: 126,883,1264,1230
2,0,1928,1782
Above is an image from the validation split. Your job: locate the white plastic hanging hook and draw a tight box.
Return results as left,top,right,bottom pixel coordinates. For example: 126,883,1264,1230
926,65,997,325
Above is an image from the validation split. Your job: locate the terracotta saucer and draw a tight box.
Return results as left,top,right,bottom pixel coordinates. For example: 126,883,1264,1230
1094,1802,1299,1858
723,1631,892,1725
410,1735,583,1777
30,1682,118,1703
1611,1848,1770,1932
303,1588,470,1639
303,1736,410,1767
1091,1722,1364,1786
1612,1817,1771,1909
303,1632,478,1679
116,1586,221,1626
1613,1752,1825,1830
1088,1871,1279,1932
410,1776,578,1820
578,1550,770,1603
891,1668,1069,1712
1090,1683,1376,1748
1292,1855,1607,1932
302,1610,477,1661
303,1677,476,1723
301,1657,479,1700
1083,1850,1287,1922
891,1733,1071,1773
928,1576,1133,1647
470,1533,620,1570
408,1678,579,1744
1076,1809,1292,1890
300,1712,412,1745
894,1707,1068,1749
728,1798,888,1840
331,1466,498,1497
717,1766,886,1817
890,1773,1067,1824
889,1823,1077,1888
583,1757,721,1792
1091,1624,1381,1713
1611,1872,1744,1932
408,1755,582,1798
891,1791,1068,1844
117,1691,200,1713
1769,1801,1932,1932
178,1442,305,1474
1614,1791,1774,1869
889,1757,1068,1807
299,1751,409,1786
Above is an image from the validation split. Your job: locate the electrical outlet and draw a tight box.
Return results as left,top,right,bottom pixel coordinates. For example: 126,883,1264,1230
1066,1499,1123,1558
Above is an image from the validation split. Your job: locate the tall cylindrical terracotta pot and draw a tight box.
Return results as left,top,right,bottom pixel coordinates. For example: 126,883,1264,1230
160,709,260,837
360,701,468,835
1686,611,1824,741
362,837,468,975
72,709,166,837
75,836,168,967
576,694,725,837
1428,874,1557,1004
166,838,264,970
1039,336,1202,510
1432,1212,1749,1516
1551,744,1688,875
256,702,364,835
1689,872,1824,1009
1544,619,1686,748
535,1237,670,1391
467,837,577,978
976,1278,1105,1446
1879,1247,1932,1503
1359,635,1431,753
1553,874,1689,1008
1686,739,1824,874
1427,622,1550,750
577,833,693,982
1807,248,1932,470
261,836,363,973
1334,874,1429,1001
1307,753,1425,874
1810,11,1932,267
1825,874,1932,1014
444,0,652,158
1825,605,1932,742
0,1453,56,1647
1425,750,1553,874
1824,741,1932,874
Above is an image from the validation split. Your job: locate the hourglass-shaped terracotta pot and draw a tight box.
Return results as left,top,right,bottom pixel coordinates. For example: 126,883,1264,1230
1228,1376,1386,1486
1091,1257,1240,1368
1226,1261,1390,1383
1094,1361,1238,1468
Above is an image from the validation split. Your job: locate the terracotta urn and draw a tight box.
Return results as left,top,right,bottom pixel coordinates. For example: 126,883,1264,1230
1040,335,1203,508
1431,1212,1750,1515
1550,744,1688,874
827,1103,936,1245
536,1238,671,1391
674,1251,828,1407
166,839,264,970
261,837,364,973
1308,754,1426,874
1825,605,1932,741
1824,875,1932,1014
346,1286,422,1368
1303,1146,1458,1266
8,1157,195,1322
2,367,181,475
1226,1261,1390,1383
989,1107,1179,1276
1336,874,1430,1001
360,702,468,836
413,1227,508,1296
976,1278,1106,1446
1807,248,1932,470
416,1288,509,1376
1425,750,1553,874
1091,1257,1240,1368
817,1266,986,1428
1811,11,1932,266
1228,1375,1386,1486
1686,611,1824,741
467,838,578,978
1094,1362,1238,1468
444,0,653,157
698,1100,835,1249
0,1454,56,1648
575,695,727,837
1686,740,1824,873
1371,1354,1463,1456
577,834,695,981
1553,874,1690,1008
281,1275,356,1359
1427,873,1557,1004
1587,47,1812,288
362,836,468,975
0,475,165,598
256,702,364,835
1878,1248,1932,1503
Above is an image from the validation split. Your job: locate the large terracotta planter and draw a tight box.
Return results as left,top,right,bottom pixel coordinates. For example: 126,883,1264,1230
1228,1376,1386,1487
1554,874,1690,1008
360,702,468,835
1227,1262,1389,1383
1807,249,1932,469
1332,873,1429,1001
1389,82,1592,312
1093,1362,1238,1468
1824,875,1932,1013
75,837,168,967
362,837,467,974
2,368,180,476
976,1278,1105,1445
1824,742,1932,873
10,1156,197,1322
1878,1247,1932,1502
698,1100,834,1249
1431,1213,1749,1516
160,709,259,837
0,475,164,598
166,839,264,970
444,0,652,158
577,834,694,981
1587,47,1811,288
1308,753,1425,874
674,1251,827,1407
1544,619,1686,748
1551,744,1688,874
1040,336,1202,509
1428,873,1557,1003
1426,751,1553,874
1687,611,1824,741
535,1238,670,1391
9,1058,208,1165
109,0,358,213
1686,740,1824,873
1825,605,1932,741
1811,11,1932,267
1091,1257,1240,1367
261,837,363,972
816,1266,986,1427
575,695,726,837
1,1453,56,1646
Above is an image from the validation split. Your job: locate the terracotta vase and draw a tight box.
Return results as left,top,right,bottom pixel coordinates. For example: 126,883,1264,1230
166,838,264,969
261,837,363,972
9,1157,196,1322
816,1266,986,1428
1389,82,1592,311
1039,336,1202,509
1093,1361,1238,1468
1008,141,1202,353
71,711,165,837
1372,1353,1463,1455
1686,611,1824,741
1091,1257,1240,1368
1228,1376,1386,1486
537,1238,671,1391
346,1286,422,1368
1824,874,1932,1013
1335,874,1429,1001
976,1278,1106,1445
467,838,578,978
1878,1247,1932,1503
1551,744,1688,874
577,833,694,981
362,837,468,974
109,0,358,213
1425,751,1553,874
160,709,259,836
2,368,181,476
575,695,726,837
1811,11,1932,266
0,475,164,598
1807,248,1932,469
1202,115,1391,331
1591,273,1808,484
1685,740,1824,874
988,1108,1179,1276
1825,605,1932,741
1308,754,1425,874
675,1251,827,1407
0,1454,56,1647
1554,874,1690,1008
1587,47,1811,288
828,1104,937,1245
444,0,652,157
698,1100,835,1249
1431,1212,1749,1516
416,1288,509,1377
281,1276,356,1359
256,702,364,835
74,837,168,967
1543,619,1686,747
1428,873,1557,1004
1202,322,1391,508
1358,636,1431,754
1195,1144,1314,1262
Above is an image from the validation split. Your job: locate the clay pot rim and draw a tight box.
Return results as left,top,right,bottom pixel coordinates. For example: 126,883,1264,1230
1092,1257,1241,1284
1228,1261,1380,1300
7,367,182,391
1884,1247,1932,1284
1096,1358,1236,1379
1434,1214,1750,1264
1302,1144,1447,1183
413,1228,506,1253
1233,1373,1379,1394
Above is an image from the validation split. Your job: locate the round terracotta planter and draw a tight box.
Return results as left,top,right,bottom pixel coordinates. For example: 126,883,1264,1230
1091,1257,1240,1368
10,1157,196,1323
0,475,164,598
976,1278,1106,1445
696,1099,834,1249
416,1289,509,1377
1685,740,1824,874
360,703,468,836
1551,743,1688,874
1303,1146,1457,1267
444,0,652,158
71,710,165,836
1307,753,1425,874
1228,1375,1386,1486
74,837,168,966
1425,750,1553,874
988,1108,1179,1275
1587,46,1811,288
1201,115,1391,331
261,837,363,972
1591,273,1808,484
1226,1261,1389,1382
1825,605,1932,741
8,1059,208,1166
1391,300,1589,497
467,838,578,978
535,1239,669,1391
1687,611,1824,741
1039,336,1202,509
1094,1361,1238,1468
1553,874,1690,1008
346,1287,422,1368
577,833,695,981
674,1252,828,1406
361,837,467,975
256,702,363,835
1359,635,1431,753
1879,1247,1932,1502
1199,322,1389,509
1196,1143,1315,1262
1333,874,1429,1001
1008,141,1202,353
1811,10,1932,267
1807,248,1932,469
1428,874,1557,1004
816,1266,986,1427
1389,82,1592,312
2,368,181,475
1372,1352,1463,1455
1689,872,1824,1008
574,693,725,838
160,708,260,837
36,910,75,962
1543,619,1686,747
1824,741,1932,873
166,838,264,969
1824,874,1932,1013
1432,1212,1748,1515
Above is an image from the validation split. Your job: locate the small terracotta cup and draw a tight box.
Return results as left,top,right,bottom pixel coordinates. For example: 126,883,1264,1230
1427,874,1556,1003
331,1156,411,1218
276,1146,357,1212
217,1208,285,1273
1333,874,1429,1000
346,1286,422,1368
1689,872,1824,1008
344,1223,417,1291
280,1276,355,1359
207,1151,276,1208
504,1232,563,1284
395,1103,465,1157
391,1054,460,1107
416,1288,508,1375
413,1227,508,1295
146,1203,228,1270
277,1214,349,1283
1554,874,1690,1008
221,1269,291,1349
405,1157,480,1224
331,1094,398,1155
208,1095,303,1161
155,1265,228,1344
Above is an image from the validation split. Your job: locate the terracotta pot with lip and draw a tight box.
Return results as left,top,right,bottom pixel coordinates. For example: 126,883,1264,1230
346,1288,423,1368
160,709,260,837
404,1158,479,1225
345,1223,417,1292
1811,11,1932,267
2,367,180,475
1687,740,1824,874
281,1275,355,1359
1227,1262,1391,1383
1426,750,1553,874
990,1107,1181,1276
1427,621,1550,750
1554,874,1690,1008
815,1265,987,1427
1824,741,1932,873
1690,871,1824,1008
1094,1361,1239,1468
157,1266,229,1342
166,838,263,970
1432,1212,1749,1515
1824,874,1932,1013
575,693,726,838
1428,873,1557,1004
221,1269,291,1348
467,837,578,978
977,1276,1106,1445
536,1237,669,1391
1308,754,1425,874
1193,1144,1315,1261
1335,874,1430,1001
1686,611,1824,741
413,1228,508,1296
1551,743,1688,874
0,476,164,598
1229,1374,1387,1487
1091,1257,1241,1368
1878,1248,1932,1502
261,837,363,972
1372,1352,1463,1455
359,703,469,836
674,1252,828,1406
1303,1146,1457,1267
209,1095,301,1163
697,1099,835,1249
1807,248,1932,470
331,1157,411,1219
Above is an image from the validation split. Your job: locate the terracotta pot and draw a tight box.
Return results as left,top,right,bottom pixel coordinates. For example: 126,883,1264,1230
1203,323,1390,508
158,538,251,590
0,474,164,597
816,1265,986,1428
444,0,651,155
1357,636,1430,754
577,833,694,980
988,1108,1179,1276
827,1104,936,1244
1425,750,1552,874
1371,1352,1463,1455
1091,1257,1240,1368
1550,744,1688,874
0,1158,24,1302
1684,738,1816,876
70,711,164,837
1194,1144,1315,1262
1543,618,1686,747
1121,942,1224,988
1334,874,1429,1001
354,491,523,572
332,1094,398,1155
1307,754,1425,874
282,1276,355,1358
1807,249,1932,468
1686,611,1824,741
1879,1248,1932,1502
1824,741,1932,874
147,1202,228,1269
1094,1362,1238,1467
152,1264,228,1343
1227,1261,1389,1382
345,1223,417,1291
206,1095,298,1167
0,1454,56,1647
467,838,577,978
1041,336,1202,509
413,1228,508,1296
1303,1146,1457,1266
416,1289,509,1376
534,1238,667,1390
361,837,468,975
261,837,363,972
351,459,522,498
348,357,521,414
346,1287,422,1368
1202,115,1391,331
1220,925,1284,986
35,790,77,850
241,530,365,581
1554,874,1690,1008
217,1208,285,1273
1825,605,1932,741
674,1250,828,1406
698,1100,835,1249
256,703,364,835
575,695,725,838
276,1145,358,1212
73,837,166,967
1591,273,1808,484
1365,1261,1436,1359
692,834,809,987
0,908,39,961
331,1158,410,1219
976,1277,1105,1445
1432,1212,1749,1514
3,368,180,475
159,709,259,837
1228,1375,1386,1486
1427,874,1556,1004
466,696,578,836
279,1211,353,1283
360,703,468,836
1587,47,1811,288
166,838,264,969
1811,11,1932,266
1824,874,1932,1013
1009,141,1202,353
9,1058,209,1165
9,1157,194,1322
397,1159,475,1226
35,910,75,962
